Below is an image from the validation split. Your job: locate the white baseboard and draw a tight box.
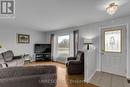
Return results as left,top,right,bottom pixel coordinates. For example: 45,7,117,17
127,76,130,79
97,68,101,72
87,70,97,83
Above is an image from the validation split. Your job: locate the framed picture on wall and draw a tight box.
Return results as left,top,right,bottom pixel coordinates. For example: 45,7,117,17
17,34,30,44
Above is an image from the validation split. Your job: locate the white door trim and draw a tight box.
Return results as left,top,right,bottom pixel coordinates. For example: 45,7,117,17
100,24,128,77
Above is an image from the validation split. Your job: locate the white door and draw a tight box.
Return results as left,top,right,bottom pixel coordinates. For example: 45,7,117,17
101,25,127,76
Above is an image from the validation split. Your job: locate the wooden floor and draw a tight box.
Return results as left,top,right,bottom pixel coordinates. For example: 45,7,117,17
26,61,98,87
90,71,130,87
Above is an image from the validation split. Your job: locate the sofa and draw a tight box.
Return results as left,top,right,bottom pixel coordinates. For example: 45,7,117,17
0,50,24,67
66,51,84,74
0,65,57,87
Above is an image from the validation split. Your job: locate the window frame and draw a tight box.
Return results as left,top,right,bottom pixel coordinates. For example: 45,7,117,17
57,34,71,57
103,29,122,53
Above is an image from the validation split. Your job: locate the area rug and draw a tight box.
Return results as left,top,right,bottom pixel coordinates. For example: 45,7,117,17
27,61,98,87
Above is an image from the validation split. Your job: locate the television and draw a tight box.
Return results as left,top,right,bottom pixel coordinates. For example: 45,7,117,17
34,44,51,53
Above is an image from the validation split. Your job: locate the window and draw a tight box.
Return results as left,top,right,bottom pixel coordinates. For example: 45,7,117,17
105,29,122,52
57,35,70,57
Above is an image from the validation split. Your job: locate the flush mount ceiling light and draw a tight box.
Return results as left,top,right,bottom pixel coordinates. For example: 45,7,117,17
106,3,118,15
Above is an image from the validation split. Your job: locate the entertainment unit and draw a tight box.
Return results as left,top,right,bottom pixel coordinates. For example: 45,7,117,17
34,44,51,61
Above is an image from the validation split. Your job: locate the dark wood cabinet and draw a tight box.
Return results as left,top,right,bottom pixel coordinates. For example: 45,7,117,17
35,53,51,61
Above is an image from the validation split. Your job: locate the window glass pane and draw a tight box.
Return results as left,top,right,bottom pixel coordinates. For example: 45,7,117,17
57,35,70,57
105,30,121,52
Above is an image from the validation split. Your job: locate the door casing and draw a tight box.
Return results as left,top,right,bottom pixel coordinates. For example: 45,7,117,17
101,25,127,76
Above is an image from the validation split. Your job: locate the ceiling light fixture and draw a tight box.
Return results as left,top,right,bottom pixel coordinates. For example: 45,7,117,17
106,3,118,15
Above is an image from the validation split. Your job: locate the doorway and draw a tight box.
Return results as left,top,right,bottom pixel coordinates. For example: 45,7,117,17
101,25,127,76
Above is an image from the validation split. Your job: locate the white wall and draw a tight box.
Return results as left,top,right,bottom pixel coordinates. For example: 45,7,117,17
79,16,130,72
127,24,130,78
46,15,130,79
0,27,46,56
79,15,130,78
84,46,97,82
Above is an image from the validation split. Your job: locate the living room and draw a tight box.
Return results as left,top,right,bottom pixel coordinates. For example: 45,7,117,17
0,0,130,87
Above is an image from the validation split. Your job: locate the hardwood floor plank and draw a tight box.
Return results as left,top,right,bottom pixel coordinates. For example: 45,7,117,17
26,61,98,87
122,77,130,87
27,61,130,87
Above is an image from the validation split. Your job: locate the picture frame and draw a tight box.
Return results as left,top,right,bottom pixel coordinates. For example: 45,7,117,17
17,34,30,44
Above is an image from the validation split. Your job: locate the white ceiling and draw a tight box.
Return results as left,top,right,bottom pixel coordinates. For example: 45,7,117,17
0,0,130,31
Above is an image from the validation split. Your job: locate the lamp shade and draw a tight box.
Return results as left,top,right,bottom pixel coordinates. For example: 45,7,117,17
84,39,93,44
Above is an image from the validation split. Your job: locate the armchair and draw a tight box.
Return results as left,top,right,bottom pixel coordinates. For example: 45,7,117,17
2,50,24,67
66,51,84,74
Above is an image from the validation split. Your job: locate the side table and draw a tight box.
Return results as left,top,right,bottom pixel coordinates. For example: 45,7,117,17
23,54,32,64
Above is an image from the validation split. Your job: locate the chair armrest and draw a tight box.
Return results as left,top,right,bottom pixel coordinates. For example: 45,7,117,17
13,56,22,59
67,57,76,61
68,60,81,65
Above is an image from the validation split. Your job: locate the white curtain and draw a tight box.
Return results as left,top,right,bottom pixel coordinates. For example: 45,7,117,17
52,32,74,62
73,30,79,57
